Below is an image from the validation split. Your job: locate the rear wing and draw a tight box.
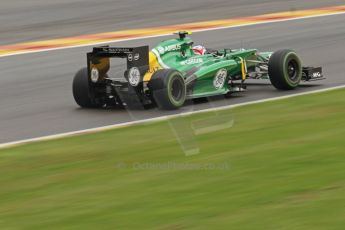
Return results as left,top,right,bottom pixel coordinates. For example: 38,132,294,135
87,46,149,80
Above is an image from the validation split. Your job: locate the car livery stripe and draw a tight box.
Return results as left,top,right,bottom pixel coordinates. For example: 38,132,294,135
143,51,163,81
152,48,170,69
0,5,345,57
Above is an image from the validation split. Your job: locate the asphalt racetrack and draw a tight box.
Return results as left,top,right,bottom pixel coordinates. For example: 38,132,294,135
0,0,344,143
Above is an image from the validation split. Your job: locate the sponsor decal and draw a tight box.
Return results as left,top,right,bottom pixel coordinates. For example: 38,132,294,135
313,72,321,78
127,53,133,61
146,66,160,74
128,67,141,86
128,53,140,62
102,47,132,53
157,44,181,54
181,58,203,65
134,53,140,61
213,68,227,89
90,67,99,83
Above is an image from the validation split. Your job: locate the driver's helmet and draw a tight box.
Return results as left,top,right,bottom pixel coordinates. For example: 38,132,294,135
192,45,207,55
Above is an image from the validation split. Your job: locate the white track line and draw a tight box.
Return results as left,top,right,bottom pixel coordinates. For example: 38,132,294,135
1,85,344,149
0,11,345,58
1,11,344,149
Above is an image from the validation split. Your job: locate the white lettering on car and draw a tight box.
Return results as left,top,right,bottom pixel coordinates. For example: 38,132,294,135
157,44,181,54
313,72,321,78
181,58,203,65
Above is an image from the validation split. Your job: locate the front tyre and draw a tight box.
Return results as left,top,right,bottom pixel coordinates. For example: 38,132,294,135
149,69,186,110
268,49,302,90
72,68,102,108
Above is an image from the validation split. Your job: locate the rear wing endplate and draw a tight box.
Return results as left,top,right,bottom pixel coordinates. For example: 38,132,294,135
87,46,149,79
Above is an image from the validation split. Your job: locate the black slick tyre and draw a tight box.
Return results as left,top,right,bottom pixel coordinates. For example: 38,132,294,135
268,49,302,90
149,69,186,110
72,68,102,108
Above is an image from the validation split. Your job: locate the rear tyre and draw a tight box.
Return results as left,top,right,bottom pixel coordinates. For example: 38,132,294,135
72,68,102,108
149,69,186,110
268,49,302,90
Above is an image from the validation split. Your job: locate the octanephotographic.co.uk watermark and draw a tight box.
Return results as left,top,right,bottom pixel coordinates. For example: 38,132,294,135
115,161,230,171
118,76,235,157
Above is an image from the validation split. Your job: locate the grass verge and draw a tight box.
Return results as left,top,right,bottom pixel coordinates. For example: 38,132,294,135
1,89,345,229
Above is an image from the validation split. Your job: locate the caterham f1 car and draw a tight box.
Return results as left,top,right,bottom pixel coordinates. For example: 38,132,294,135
72,31,323,110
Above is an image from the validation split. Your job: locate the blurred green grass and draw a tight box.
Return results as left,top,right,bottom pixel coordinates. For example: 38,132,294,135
1,89,345,229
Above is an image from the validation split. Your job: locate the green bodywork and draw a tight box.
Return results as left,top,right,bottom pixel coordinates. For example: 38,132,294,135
150,35,272,98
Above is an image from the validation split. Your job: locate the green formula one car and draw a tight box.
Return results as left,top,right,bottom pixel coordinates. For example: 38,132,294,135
72,31,323,110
